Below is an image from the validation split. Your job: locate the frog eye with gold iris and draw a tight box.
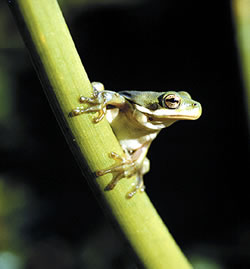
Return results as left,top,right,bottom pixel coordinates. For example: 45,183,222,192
163,94,181,109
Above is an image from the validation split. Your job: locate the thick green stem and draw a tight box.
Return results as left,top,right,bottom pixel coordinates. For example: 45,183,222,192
232,0,250,130
7,1,192,268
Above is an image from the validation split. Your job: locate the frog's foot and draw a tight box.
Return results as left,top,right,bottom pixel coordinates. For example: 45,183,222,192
70,104,106,123
70,82,108,122
96,152,138,193
70,82,126,122
126,175,145,199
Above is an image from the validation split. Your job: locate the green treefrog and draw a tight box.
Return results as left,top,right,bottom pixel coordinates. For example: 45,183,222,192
70,82,202,198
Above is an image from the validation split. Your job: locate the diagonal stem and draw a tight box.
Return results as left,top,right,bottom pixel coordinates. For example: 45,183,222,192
7,1,193,268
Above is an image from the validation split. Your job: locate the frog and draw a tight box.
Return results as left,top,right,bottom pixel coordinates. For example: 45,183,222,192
70,82,202,198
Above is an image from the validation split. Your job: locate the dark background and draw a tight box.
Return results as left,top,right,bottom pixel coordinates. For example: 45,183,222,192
0,0,248,268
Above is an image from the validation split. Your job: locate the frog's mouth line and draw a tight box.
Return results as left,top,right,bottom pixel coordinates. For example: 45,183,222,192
134,104,202,122
144,113,201,122
158,115,200,120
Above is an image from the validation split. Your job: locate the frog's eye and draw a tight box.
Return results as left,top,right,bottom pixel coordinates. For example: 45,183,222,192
164,94,181,109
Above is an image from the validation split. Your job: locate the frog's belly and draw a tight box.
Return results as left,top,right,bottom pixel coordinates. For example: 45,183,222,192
106,108,158,151
119,133,157,152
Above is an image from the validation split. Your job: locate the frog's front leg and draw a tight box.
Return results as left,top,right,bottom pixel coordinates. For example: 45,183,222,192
70,82,126,122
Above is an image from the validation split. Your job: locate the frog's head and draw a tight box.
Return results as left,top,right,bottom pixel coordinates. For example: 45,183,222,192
122,91,202,130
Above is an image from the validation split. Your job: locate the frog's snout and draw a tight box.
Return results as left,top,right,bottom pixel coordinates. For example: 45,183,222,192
193,101,202,119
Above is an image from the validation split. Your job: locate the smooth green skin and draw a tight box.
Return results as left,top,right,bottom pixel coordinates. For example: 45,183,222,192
7,1,193,268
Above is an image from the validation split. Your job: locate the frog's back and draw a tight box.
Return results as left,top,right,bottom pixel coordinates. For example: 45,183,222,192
119,91,164,108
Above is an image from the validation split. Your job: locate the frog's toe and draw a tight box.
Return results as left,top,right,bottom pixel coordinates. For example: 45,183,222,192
92,82,105,92
104,173,124,191
69,107,85,117
93,108,106,123
104,183,115,191
109,152,123,161
126,175,145,199
69,110,78,117
96,152,142,196
79,96,87,103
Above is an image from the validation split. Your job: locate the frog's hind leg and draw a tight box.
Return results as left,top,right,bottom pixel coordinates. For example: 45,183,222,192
96,147,149,198
96,152,136,192
102,171,145,199
96,152,134,178
126,174,145,199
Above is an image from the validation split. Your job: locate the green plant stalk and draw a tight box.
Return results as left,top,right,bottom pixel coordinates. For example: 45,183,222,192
7,1,192,268
232,0,250,129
